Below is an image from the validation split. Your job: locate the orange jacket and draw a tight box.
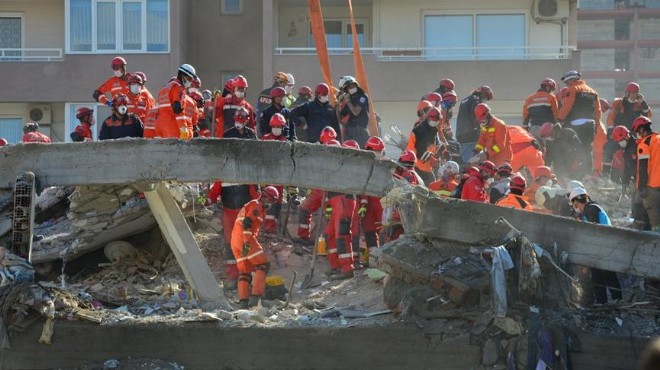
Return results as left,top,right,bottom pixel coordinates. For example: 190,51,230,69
557,80,601,124
21,131,51,143
637,133,660,189
607,97,653,128
592,120,608,173
495,193,531,210
95,75,130,105
522,90,558,128
127,91,154,123
183,94,199,133
153,79,191,139
231,199,265,246
429,178,458,197
475,116,512,166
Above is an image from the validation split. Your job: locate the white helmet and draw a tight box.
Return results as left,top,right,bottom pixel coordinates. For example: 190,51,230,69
286,73,295,85
567,180,584,193
568,187,588,204
535,186,553,206
561,70,581,83
177,63,197,79
440,161,459,177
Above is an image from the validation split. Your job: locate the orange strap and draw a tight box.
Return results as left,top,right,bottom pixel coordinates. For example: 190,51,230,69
308,0,337,105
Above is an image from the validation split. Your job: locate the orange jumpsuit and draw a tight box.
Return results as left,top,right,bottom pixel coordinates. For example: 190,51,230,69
475,116,512,166
183,94,200,135
94,75,130,105
428,178,458,197
153,79,192,140
127,91,154,123
495,193,531,210
592,120,608,174
21,131,51,143
521,90,558,130
231,199,269,302
507,125,545,173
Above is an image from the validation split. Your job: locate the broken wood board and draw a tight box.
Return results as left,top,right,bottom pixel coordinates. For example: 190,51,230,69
0,139,395,197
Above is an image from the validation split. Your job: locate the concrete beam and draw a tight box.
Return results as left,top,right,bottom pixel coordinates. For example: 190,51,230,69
143,182,226,305
0,139,395,197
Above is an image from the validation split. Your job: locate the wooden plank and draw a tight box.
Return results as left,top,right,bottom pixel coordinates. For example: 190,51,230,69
143,182,226,305
0,139,395,197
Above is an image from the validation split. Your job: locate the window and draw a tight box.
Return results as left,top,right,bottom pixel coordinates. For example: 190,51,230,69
221,71,242,86
424,13,526,60
309,19,368,51
0,13,23,60
65,103,107,142
66,0,169,53
221,0,242,15
0,118,23,143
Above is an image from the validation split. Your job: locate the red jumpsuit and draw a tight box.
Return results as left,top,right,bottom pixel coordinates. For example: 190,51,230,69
461,175,488,202
215,96,256,137
297,189,324,240
261,132,288,233
325,192,356,273
507,125,545,173
387,167,420,241
21,131,51,143
231,199,269,302
71,123,93,142
358,195,383,249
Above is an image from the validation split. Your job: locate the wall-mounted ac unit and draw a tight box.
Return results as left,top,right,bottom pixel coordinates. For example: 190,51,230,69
533,0,560,20
27,104,52,124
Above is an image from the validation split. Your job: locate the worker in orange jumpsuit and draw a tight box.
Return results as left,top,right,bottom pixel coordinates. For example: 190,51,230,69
406,106,446,185
522,78,559,137
429,161,459,197
133,71,154,101
70,107,94,142
188,91,207,137
215,75,256,136
126,74,154,123
93,56,131,107
607,82,653,129
21,122,51,143
524,166,557,206
632,116,660,232
507,125,545,173
472,103,512,167
413,100,433,128
355,136,386,265
183,91,200,137
557,70,602,178
461,161,496,203
231,186,279,309
261,113,289,233
385,150,421,242
152,64,197,140
495,174,531,210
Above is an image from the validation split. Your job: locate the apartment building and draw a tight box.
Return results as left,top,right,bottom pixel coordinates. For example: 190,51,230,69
0,0,577,143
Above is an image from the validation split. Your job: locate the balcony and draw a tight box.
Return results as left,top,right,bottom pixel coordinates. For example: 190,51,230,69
0,48,64,62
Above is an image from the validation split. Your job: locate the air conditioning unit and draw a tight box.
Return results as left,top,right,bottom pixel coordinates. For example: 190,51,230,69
533,0,560,20
27,104,52,124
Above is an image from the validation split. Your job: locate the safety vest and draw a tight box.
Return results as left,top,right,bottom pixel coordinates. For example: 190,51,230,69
637,133,660,188
566,91,598,123
523,90,556,127
612,98,648,129
154,79,187,134
495,193,530,210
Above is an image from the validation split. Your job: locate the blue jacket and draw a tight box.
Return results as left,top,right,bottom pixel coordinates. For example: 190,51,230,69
291,100,340,143
581,201,611,226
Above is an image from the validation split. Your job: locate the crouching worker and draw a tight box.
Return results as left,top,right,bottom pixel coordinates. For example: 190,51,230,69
231,186,279,309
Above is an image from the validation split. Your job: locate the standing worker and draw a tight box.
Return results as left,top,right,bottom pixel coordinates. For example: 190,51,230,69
70,107,95,142
126,74,154,123
632,116,660,232
21,123,51,143
357,136,386,263
261,114,288,234
257,72,290,118
495,174,531,210
406,106,445,184
471,103,512,167
216,75,256,136
223,107,257,139
153,64,197,140
291,83,341,143
99,94,143,140
338,76,371,148
259,87,295,140
456,86,493,162
607,82,653,129
522,78,559,137
93,56,131,107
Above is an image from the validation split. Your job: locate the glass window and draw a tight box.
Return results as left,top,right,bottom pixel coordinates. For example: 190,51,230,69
65,103,104,142
309,20,368,51
424,15,472,60
70,0,92,51
0,16,22,59
123,2,142,50
147,0,168,51
346,23,365,49
0,118,23,143
97,2,117,50
476,14,525,60
221,0,242,15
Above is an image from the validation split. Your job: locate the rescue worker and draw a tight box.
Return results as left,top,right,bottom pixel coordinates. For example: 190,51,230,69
357,136,386,263
538,122,583,179
429,161,460,197
338,76,370,148
522,78,559,137
341,140,365,266
385,150,421,242
507,125,545,173
471,103,513,166
21,122,51,143
257,71,289,118
182,90,200,139
441,91,458,122
495,174,531,210
71,107,94,142
126,74,154,123
152,64,197,140
535,185,571,216
607,82,653,129
433,78,455,96
93,56,131,107
231,186,279,308
461,161,496,203
489,163,513,204
133,71,154,101
632,116,660,232
262,114,288,234
325,172,358,279
188,91,206,137
414,100,433,128
259,87,295,140
99,94,143,140
557,70,602,177
283,73,297,108
291,86,313,109
291,83,341,143
611,125,637,192
222,77,235,98
406,106,445,184
224,107,257,139
524,166,556,205
216,75,256,136
423,92,443,108
456,86,493,162
569,187,622,304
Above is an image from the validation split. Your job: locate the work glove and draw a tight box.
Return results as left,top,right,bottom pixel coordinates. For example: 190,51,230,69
357,205,367,218
324,205,333,218
105,101,114,108
179,127,189,140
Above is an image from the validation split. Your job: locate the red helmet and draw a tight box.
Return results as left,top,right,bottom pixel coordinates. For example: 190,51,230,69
365,136,385,152
342,140,360,149
76,107,94,120
425,92,443,106
497,163,513,176
111,56,127,69
477,86,493,100
398,149,417,165
298,86,313,96
442,91,457,103
479,161,497,176
612,125,630,142
128,74,143,85
538,122,555,138
233,75,248,89
541,78,557,91
427,106,443,120
325,139,341,147
320,126,337,144
474,103,491,121
189,91,204,103
224,78,236,92
533,166,554,180
0,138,8,146
466,166,480,177
509,174,527,191
315,83,330,96
417,100,433,114
113,94,129,107
262,186,280,201
234,107,249,123
269,113,286,127
625,82,640,94
557,87,569,101
439,78,455,91
134,71,147,84
632,116,652,131
191,77,201,89
599,98,610,113
270,87,286,98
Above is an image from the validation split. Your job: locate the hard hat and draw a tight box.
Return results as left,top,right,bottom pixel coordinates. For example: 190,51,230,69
342,140,360,149
274,71,288,82
425,92,443,106
286,73,295,85
0,138,7,146
557,87,569,101
298,86,312,96
270,87,286,98
233,75,248,89
477,86,493,100
24,122,39,132
479,161,497,176
269,113,286,127
442,91,457,103
234,107,249,123
567,180,584,193
466,166,480,177
599,98,610,112
474,103,491,121
439,78,455,91
339,75,358,90
509,174,527,191
134,71,147,84
533,166,554,180
262,186,280,201
224,78,236,92
325,139,341,147
113,94,129,107
75,107,94,120
417,100,433,114
398,149,417,166
365,136,385,152
561,70,581,82
535,185,551,206
128,74,143,85
541,78,557,91
319,126,337,144
569,187,588,203
538,122,555,138
427,106,443,120
177,64,197,79
625,82,640,94
111,56,127,69
315,83,330,96
632,116,652,131
612,125,630,142
442,161,459,176
189,91,204,103
191,76,202,89
497,163,513,176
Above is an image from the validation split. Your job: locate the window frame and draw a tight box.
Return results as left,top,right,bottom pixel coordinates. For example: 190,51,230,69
65,0,170,54
220,0,243,15
0,12,25,49
307,18,370,49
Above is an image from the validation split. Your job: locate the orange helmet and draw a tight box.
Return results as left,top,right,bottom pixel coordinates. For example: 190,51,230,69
479,161,497,176
612,125,629,142
509,174,527,191
269,113,286,127
538,122,555,138
325,139,341,147
274,71,288,83
625,82,640,94
417,100,433,114
365,136,385,152
111,56,127,69
315,83,330,96
427,106,443,120
261,186,280,201
533,166,554,180
425,92,443,106
342,140,360,149
541,78,556,91
76,107,94,120
398,149,417,166
320,126,337,144
439,78,455,91
270,87,286,98
474,103,491,121
632,116,652,131
234,107,249,124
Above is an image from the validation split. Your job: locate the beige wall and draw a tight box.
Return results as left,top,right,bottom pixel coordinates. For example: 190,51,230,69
0,1,64,49
0,103,67,142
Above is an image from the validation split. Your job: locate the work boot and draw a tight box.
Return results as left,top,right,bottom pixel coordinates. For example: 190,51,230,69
330,271,354,281
325,268,341,277
238,299,249,309
248,295,263,308
224,279,237,291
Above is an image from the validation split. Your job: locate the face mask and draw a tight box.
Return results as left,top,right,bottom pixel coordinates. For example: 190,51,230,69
348,87,358,95
272,128,283,136
618,140,628,148
113,70,123,78
573,206,582,214
486,177,495,185
188,88,198,94
318,95,329,104
130,84,141,95
183,79,192,88
627,96,638,103
284,86,293,94
117,106,128,115
428,120,439,128
235,122,245,130
234,91,245,99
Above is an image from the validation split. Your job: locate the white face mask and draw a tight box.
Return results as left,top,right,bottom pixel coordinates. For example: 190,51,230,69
188,88,198,94
183,79,192,88
234,91,245,99
117,106,128,115
486,177,495,185
428,119,439,127
130,84,141,95
318,95,329,103
113,70,123,78
618,140,628,148
573,206,582,214
348,87,358,95
284,86,293,94
272,128,283,136
235,122,245,130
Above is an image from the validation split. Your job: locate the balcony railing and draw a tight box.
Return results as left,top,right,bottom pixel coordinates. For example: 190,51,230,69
274,46,576,61
0,48,64,62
